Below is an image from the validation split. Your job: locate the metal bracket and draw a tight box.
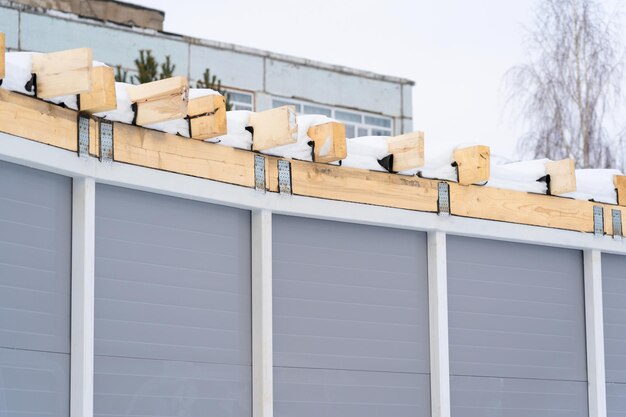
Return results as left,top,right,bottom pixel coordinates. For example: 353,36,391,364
77,115,90,158
278,159,292,195
254,154,266,193
593,206,604,236
612,209,623,240
437,182,450,215
99,119,113,162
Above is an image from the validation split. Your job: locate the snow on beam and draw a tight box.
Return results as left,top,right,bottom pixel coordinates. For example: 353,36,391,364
387,131,424,172
0,33,5,80
79,66,117,114
615,175,626,207
307,121,346,164
127,76,189,126
31,48,93,99
249,106,298,151
453,145,490,185
187,94,227,140
545,159,576,195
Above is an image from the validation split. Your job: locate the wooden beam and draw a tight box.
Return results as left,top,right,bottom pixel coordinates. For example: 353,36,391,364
113,122,255,188
307,121,346,163
0,33,5,80
250,106,298,151
545,159,576,195
387,131,424,172
32,48,93,99
79,66,117,113
127,76,189,125
453,145,490,185
0,88,77,151
188,94,227,140
615,175,626,207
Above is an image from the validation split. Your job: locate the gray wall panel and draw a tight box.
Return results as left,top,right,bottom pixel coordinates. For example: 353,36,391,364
273,215,430,416
447,236,586,382
0,161,71,417
274,367,430,417
95,185,251,416
0,348,70,417
451,375,588,417
603,254,626,384
94,356,251,417
607,383,626,417
273,215,429,374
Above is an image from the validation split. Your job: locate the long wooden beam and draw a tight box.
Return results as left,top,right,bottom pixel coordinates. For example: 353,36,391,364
32,48,93,99
0,89,625,237
615,175,626,207
250,106,298,151
79,66,117,113
127,76,189,125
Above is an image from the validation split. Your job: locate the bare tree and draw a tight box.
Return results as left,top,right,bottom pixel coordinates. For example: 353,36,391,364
506,0,624,168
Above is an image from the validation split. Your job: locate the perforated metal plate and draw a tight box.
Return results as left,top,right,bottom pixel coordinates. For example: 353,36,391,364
438,182,450,215
593,206,604,236
278,160,292,195
78,115,90,158
254,155,266,193
100,120,113,162
612,209,623,240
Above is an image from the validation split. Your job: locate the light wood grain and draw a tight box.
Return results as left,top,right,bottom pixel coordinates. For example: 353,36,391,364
545,159,576,195
614,175,626,207
127,76,188,102
188,94,227,140
0,88,77,151
32,48,92,98
307,121,346,163
79,66,117,113
453,145,490,185
250,106,298,151
387,131,424,172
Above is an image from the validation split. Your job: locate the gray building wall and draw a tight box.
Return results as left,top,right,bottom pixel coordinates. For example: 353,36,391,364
0,1,414,134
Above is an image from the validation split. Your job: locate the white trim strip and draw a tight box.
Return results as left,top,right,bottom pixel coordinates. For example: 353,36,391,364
0,132,625,254
252,210,273,417
584,250,607,417
70,176,95,417
428,231,450,417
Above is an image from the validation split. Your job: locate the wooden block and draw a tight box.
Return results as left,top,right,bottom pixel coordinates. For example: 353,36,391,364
0,89,77,151
453,145,490,185
79,66,117,113
615,175,626,206
0,33,5,79
387,131,424,172
545,159,576,195
249,106,298,151
127,76,189,125
188,94,227,140
32,47,93,98
307,121,346,163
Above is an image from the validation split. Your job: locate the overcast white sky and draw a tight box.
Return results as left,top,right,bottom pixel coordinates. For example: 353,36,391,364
125,0,624,159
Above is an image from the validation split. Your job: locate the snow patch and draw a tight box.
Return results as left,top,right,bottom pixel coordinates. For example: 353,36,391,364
212,111,253,149
3,52,38,95
95,82,134,124
561,169,622,204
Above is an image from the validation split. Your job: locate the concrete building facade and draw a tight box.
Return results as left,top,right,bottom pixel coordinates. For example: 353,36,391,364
0,0,414,137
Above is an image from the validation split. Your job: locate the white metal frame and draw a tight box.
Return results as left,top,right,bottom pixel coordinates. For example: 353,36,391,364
0,131,621,417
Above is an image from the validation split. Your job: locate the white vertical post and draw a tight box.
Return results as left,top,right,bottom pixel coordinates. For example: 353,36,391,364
584,249,607,417
252,210,273,417
428,231,450,417
71,177,96,417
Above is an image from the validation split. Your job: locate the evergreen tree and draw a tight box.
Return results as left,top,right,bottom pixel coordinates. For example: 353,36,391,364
114,65,128,83
196,68,232,111
132,49,158,84
159,56,176,79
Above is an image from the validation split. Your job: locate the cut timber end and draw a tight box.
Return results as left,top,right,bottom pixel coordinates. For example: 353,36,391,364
188,94,227,140
387,131,424,172
0,33,5,79
307,121,346,164
250,105,298,151
31,47,93,99
79,66,117,113
615,175,626,206
126,76,189,126
453,145,490,185
545,159,576,195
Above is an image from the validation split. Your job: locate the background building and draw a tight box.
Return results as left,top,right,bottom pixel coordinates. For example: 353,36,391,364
0,0,414,137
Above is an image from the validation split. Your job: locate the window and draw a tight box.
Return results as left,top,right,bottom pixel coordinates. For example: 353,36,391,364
271,98,393,137
225,89,254,111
